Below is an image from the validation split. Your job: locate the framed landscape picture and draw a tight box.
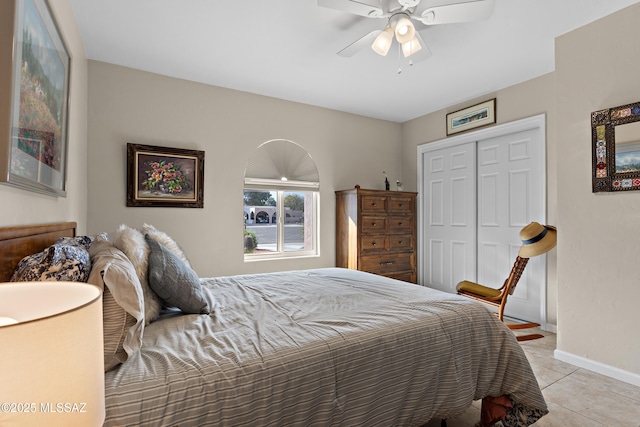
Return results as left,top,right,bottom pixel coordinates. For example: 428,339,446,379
127,143,205,208
446,98,496,136
615,141,640,174
0,0,71,196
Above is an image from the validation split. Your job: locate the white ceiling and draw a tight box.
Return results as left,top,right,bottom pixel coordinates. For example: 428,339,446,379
69,0,639,123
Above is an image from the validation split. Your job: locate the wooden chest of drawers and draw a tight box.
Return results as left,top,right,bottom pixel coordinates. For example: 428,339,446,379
335,188,418,283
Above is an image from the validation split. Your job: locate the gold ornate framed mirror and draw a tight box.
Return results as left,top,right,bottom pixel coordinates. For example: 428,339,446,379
592,101,640,192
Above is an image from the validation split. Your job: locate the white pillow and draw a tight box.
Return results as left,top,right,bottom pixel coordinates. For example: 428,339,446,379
87,237,145,371
111,224,162,324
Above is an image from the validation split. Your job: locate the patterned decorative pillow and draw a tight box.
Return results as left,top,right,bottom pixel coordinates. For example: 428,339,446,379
56,235,93,249
10,236,93,282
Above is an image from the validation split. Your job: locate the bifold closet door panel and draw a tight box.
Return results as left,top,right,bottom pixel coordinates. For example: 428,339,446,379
421,141,477,293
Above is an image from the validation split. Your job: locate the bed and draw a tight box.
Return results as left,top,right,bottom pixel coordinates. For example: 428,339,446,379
0,222,548,427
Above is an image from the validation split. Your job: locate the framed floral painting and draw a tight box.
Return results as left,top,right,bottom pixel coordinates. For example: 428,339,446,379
126,143,204,208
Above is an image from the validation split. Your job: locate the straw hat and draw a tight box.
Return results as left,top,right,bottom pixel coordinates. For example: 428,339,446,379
518,222,557,257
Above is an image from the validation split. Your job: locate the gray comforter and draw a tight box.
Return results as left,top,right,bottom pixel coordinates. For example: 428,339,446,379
104,268,547,426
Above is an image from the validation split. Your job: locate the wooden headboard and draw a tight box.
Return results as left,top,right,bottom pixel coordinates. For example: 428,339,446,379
0,222,77,282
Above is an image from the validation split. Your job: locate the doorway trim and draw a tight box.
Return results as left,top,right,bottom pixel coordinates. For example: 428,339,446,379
417,113,547,326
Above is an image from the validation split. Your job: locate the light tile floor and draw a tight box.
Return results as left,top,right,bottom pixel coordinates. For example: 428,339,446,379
425,329,640,427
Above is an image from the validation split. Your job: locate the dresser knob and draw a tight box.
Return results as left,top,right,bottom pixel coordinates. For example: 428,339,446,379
372,203,377,207
398,240,403,245
372,241,377,246
372,222,377,227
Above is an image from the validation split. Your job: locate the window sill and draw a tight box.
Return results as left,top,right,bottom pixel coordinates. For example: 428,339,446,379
244,252,320,263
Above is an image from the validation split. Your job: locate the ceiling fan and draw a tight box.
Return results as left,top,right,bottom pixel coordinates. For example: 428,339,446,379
319,0,496,63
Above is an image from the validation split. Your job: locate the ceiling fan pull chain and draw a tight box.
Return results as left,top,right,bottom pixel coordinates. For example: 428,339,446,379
397,43,403,74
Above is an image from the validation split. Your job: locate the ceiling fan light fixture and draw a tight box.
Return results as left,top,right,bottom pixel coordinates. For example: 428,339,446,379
371,26,394,56
401,36,422,57
394,16,415,44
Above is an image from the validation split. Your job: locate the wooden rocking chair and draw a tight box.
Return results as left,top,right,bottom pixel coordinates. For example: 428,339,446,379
456,222,556,342
456,256,544,342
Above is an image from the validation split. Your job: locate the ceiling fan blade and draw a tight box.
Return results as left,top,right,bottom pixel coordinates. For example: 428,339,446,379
417,0,495,26
331,14,366,30
318,0,385,18
409,32,432,64
337,30,381,57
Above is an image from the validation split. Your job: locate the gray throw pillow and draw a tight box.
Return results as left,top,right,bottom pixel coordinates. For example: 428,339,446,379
145,234,210,314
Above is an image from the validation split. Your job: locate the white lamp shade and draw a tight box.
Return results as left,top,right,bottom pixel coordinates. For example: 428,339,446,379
371,26,394,56
394,16,416,44
402,36,422,57
0,282,104,427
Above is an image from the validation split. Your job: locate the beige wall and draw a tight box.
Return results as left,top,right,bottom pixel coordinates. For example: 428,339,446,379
86,61,402,277
5,0,637,382
401,2,640,380
400,73,559,326
555,4,640,377
0,0,88,233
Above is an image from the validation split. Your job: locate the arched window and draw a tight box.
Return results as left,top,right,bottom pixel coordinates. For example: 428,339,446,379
243,140,319,258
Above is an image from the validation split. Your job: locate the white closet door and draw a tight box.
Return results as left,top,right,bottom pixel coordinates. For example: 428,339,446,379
421,141,476,293
418,115,546,326
477,128,545,324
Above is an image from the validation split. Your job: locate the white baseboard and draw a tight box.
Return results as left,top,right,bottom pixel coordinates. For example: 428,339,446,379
542,323,557,333
554,349,640,388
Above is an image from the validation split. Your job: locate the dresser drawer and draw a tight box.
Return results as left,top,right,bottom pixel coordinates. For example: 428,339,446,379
361,216,387,233
389,234,414,252
361,236,388,254
361,196,387,213
383,271,416,283
389,216,413,232
389,196,414,213
360,253,414,275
